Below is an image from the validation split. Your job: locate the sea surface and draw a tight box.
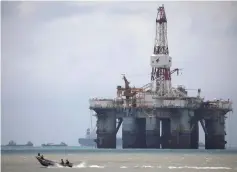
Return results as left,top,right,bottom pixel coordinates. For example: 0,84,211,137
1,147,237,172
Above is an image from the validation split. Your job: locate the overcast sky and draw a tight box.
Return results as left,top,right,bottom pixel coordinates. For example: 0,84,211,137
1,1,237,146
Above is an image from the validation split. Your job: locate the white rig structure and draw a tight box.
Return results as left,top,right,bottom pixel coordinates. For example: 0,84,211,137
89,4,233,149
89,4,232,111
150,4,186,97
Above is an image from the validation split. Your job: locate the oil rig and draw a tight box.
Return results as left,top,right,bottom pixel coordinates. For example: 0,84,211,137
89,5,233,149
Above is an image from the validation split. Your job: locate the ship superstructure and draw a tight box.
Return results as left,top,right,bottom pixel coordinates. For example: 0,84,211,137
85,128,97,139
4,140,33,147
88,5,232,149
41,142,67,147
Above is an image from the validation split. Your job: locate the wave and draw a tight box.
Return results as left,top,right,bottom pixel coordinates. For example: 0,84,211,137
89,165,105,168
48,162,105,169
168,166,232,170
48,163,233,170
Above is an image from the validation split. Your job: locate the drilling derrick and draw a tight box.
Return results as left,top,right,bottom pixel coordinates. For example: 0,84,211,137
151,5,172,96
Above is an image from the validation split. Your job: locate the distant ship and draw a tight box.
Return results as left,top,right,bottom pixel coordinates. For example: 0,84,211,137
4,140,33,147
41,142,67,147
78,128,122,147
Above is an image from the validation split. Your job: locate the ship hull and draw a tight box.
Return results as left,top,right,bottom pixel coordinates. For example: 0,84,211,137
3,145,33,147
41,145,67,147
41,142,67,147
79,138,122,147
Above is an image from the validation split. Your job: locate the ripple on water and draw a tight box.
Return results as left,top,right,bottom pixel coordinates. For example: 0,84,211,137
168,166,232,170
120,166,127,168
47,164,233,170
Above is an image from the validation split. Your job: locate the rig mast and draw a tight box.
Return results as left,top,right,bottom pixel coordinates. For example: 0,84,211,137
150,4,172,96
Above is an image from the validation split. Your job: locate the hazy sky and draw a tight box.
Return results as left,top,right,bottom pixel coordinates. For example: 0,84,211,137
1,1,237,146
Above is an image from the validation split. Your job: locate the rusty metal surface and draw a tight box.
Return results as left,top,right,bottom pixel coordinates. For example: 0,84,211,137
122,118,146,149
170,132,191,149
190,122,199,149
146,131,160,148
161,118,171,149
205,118,226,149
96,133,116,148
205,134,226,149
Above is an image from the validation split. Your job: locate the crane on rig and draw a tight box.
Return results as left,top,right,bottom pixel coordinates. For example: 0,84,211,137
117,66,185,99
117,75,143,97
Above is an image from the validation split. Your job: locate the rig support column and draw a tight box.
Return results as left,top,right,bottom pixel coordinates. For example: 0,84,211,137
137,118,147,148
122,117,146,148
146,117,160,148
122,117,137,148
96,113,116,148
161,118,171,149
190,119,199,149
205,113,226,149
170,110,192,149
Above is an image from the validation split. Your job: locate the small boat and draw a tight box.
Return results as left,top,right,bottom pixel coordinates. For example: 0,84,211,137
59,162,73,168
36,156,73,168
35,156,55,167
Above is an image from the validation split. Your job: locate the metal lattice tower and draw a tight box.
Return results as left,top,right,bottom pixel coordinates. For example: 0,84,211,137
150,4,172,96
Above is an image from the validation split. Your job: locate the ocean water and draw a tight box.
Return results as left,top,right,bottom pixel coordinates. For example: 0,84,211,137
1,147,237,172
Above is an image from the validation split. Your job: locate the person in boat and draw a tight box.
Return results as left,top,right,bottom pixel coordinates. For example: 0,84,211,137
65,159,70,165
37,153,44,159
61,159,64,165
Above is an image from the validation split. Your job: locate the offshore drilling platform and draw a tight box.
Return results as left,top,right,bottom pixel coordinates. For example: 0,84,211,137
89,5,233,149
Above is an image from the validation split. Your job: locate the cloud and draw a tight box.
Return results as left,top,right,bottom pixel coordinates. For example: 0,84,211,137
2,1,237,146
16,1,38,17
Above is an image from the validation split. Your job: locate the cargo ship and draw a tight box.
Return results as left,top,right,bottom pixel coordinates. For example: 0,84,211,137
78,128,122,147
4,140,33,147
41,142,67,147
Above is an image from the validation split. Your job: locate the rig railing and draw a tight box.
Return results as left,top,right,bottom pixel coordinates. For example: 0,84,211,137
202,100,233,111
89,98,232,111
89,98,201,109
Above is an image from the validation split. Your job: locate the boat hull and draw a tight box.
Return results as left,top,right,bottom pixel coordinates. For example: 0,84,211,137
36,156,73,168
35,156,55,167
60,163,73,168
41,145,67,147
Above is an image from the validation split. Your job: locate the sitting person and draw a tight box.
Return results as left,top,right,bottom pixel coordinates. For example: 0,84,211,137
40,155,44,160
37,153,40,157
65,159,70,165
61,159,64,165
